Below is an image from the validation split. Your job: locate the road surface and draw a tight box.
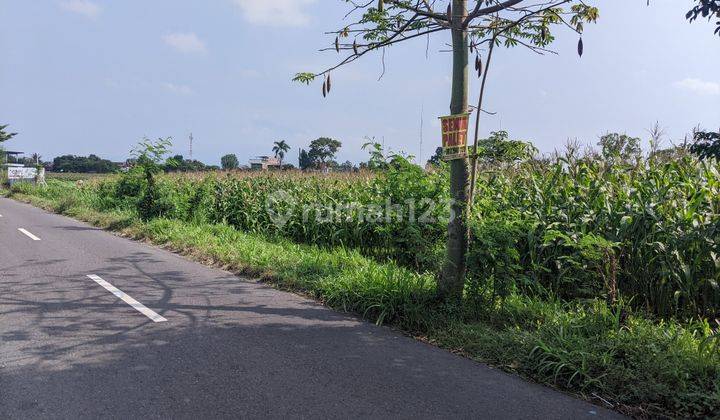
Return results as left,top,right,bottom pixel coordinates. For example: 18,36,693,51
0,198,623,419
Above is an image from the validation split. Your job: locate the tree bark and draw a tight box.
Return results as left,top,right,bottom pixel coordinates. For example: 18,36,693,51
438,0,469,301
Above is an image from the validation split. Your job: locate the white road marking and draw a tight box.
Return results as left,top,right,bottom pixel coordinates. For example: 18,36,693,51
86,274,167,323
18,228,41,241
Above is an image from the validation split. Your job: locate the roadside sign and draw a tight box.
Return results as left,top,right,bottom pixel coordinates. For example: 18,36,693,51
7,166,38,180
439,113,470,160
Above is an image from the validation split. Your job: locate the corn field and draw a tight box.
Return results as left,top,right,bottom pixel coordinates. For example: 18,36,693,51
56,152,720,320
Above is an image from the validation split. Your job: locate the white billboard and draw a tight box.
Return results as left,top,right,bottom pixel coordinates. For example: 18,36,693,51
7,166,38,180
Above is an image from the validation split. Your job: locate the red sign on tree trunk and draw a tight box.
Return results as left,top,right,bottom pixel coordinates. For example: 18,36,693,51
439,113,469,160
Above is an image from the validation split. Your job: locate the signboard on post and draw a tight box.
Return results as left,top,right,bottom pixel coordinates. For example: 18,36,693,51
7,166,38,184
439,113,470,160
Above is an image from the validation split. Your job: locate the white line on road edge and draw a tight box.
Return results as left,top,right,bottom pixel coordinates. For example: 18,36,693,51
18,228,41,241
86,275,167,323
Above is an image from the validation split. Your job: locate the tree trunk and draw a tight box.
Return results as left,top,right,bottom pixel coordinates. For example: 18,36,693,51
438,0,470,301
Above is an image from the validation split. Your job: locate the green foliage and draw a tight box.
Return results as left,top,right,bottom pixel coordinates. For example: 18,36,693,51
208,157,448,270
295,2,600,85
427,147,444,167
0,124,18,143
164,154,209,172
292,72,315,84
52,154,118,173
220,154,239,170
687,0,720,35
130,137,173,220
298,149,312,170
361,140,388,170
475,131,537,164
469,150,720,319
131,137,172,173
690,130,720,160
272,140,291,165
597,133,642,165
39,135,720,319
308,137,342,168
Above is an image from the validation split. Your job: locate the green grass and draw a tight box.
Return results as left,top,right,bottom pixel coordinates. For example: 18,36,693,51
7,182,720,418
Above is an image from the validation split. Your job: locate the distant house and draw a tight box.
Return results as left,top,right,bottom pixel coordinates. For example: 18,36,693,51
2,150,24,164
249,156,281,171
112,162,132,172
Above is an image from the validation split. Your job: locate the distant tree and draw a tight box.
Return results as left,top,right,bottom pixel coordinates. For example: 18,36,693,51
221,154,239,170
687,0,720,36
272,140,291,167
308,137,341,169
598,133,642,165
690,130,720,160
339,160,354,172
0,124,17,143
166,154,184,170
427,147,445,167
52,154,118,173
476,131,537,164
299,149,312,170
282,163,296,170
165,154,208,172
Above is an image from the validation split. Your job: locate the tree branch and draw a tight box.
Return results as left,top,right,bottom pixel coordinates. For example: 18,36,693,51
386,0,450,23
466,0,526,24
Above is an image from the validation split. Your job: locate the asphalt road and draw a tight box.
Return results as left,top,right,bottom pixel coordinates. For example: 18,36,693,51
0,197,624,419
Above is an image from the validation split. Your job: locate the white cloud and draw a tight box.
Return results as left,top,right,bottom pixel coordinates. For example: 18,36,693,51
232,0,316,26
674,78,720,96
162,32,207,54
163,82,194,95
60,0,100,19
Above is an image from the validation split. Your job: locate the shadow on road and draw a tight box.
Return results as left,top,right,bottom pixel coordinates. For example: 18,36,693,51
0,251,618,419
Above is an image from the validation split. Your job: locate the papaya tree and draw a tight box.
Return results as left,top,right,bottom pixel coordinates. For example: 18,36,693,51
687,0,720,36
294,0,599,300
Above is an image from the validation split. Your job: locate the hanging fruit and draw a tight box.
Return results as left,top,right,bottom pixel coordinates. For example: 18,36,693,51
353,39,358,55
335,37,340,53
577,37,584,57
326,74,332,93
378,0,384,12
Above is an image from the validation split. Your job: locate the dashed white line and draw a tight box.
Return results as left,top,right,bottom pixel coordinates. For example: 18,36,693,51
18,228,41,241
86,274,167,323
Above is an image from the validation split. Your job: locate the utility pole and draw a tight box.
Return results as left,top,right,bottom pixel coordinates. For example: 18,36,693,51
419,103,424,166
189,132,193,161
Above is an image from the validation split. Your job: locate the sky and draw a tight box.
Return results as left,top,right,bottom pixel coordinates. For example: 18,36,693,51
1,0,719,166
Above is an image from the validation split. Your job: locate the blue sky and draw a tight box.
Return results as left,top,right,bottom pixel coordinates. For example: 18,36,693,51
1,0,719,165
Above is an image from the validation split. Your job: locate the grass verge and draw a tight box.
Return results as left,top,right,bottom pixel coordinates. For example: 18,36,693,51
7,186,720,418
